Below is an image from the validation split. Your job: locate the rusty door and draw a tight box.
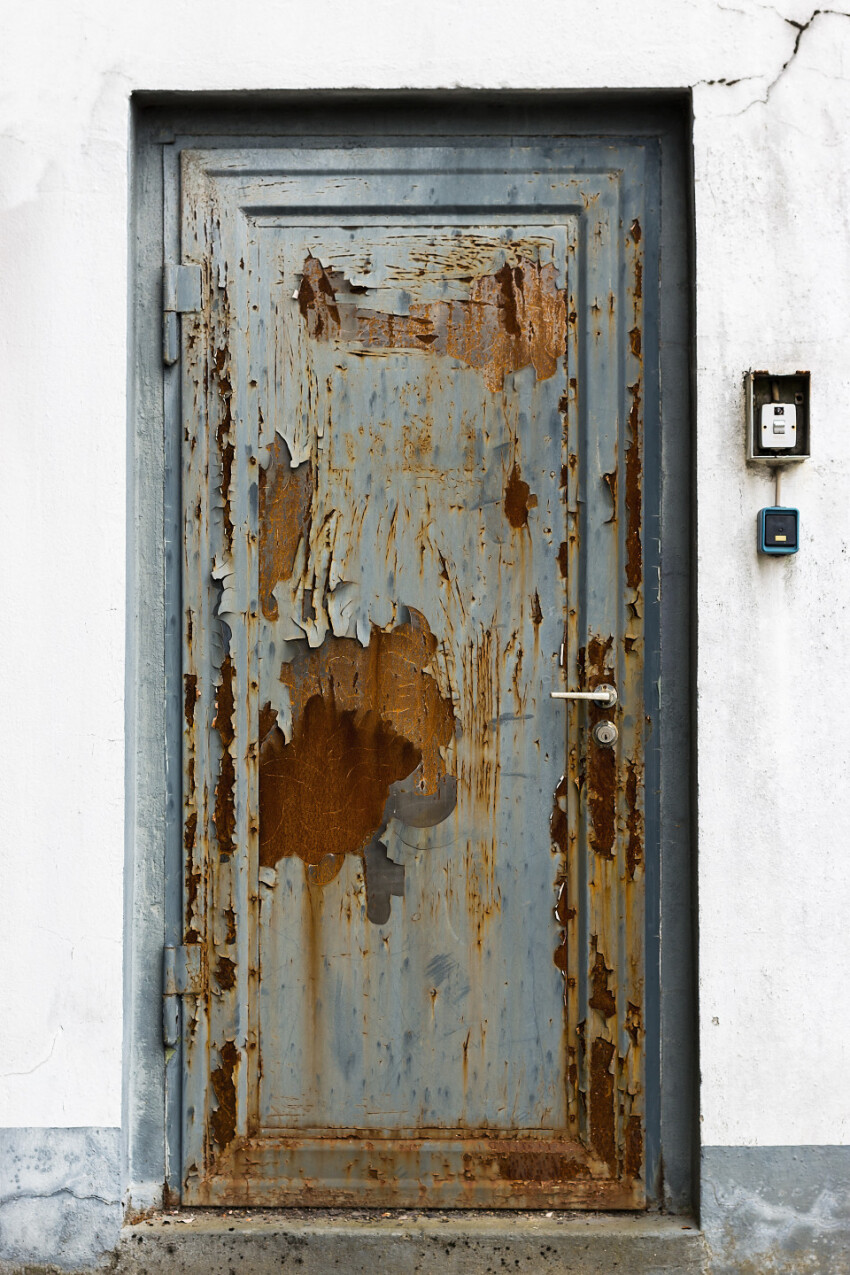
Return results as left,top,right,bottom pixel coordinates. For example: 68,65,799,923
178,138,652,1208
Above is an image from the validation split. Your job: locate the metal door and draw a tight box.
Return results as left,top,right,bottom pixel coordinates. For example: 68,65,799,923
177,137,652,1208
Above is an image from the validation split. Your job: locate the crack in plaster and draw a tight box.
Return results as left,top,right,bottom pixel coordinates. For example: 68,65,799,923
0,1188,118,1208
0,1030,61,1079
763,7,850,100
695,5,850,111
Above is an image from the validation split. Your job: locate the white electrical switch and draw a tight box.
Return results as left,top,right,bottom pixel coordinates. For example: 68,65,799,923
760,403,797,450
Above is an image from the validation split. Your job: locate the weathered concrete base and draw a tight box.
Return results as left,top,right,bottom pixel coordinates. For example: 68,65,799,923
112,1211,706,1275
0,1128,121,1271
701,1146,850,1275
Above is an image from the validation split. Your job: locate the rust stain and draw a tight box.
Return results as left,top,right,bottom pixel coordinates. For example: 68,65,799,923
184,673,198,728
297,255,342,339
625,760,643,880
589,940,616,1018
299,254,567,393
586,636,616,859
587,747,616,859
550,805,568,855
633,260,643,301
213,656,236,857
215,956,236,991
213,347,234,552
259,435,313,621
261,612,456,922
210,1040,238,1149
259,695,419,871
626,1001,642,1047
630,219,642,244
624,1114,643,1179
490,1150,592,1182
277,610,454,800
224,905,236,945
628,327,642,358
589,1037,616,1173
626,383,643,589
530,590,543,626
557,541,568,579
504,463,537,530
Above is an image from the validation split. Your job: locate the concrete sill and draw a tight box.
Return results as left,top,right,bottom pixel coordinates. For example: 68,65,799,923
118,1210,707,1273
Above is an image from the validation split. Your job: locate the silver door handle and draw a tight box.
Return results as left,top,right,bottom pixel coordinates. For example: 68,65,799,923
550,683,617,707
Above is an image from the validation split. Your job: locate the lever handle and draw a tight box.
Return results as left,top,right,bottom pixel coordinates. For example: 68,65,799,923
550,682,618,707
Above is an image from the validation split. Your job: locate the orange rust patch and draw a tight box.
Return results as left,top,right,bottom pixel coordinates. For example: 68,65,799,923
628,327,642,359
277,610,454,798
625,760,643,880
630,219,642,244
259,436,313,621
589,1037,616,1173
215,956,236,991
258,695,420,870
557,541,568,579
625,383,643,590
299,254,567,393
504,463,537,530
224,906,236,945
624,1114,643,1179
589,942,616,1018
210,1040,238,1149
213,657,236,857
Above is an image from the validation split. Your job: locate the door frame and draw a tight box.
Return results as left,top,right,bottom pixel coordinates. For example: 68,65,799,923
125,90,695,1216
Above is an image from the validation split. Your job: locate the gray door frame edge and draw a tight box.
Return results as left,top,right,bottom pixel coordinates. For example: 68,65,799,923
125,89,696,1217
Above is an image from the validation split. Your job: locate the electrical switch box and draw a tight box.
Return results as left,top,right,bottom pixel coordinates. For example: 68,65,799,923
760,402,796,449
758,506,799,555
746,370,810,462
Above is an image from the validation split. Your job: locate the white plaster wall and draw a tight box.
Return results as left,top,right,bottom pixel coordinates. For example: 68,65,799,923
1,0,848,1144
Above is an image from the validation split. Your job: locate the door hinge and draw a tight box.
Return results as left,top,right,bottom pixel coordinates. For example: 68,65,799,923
163,262,202,366
162,944,205,1048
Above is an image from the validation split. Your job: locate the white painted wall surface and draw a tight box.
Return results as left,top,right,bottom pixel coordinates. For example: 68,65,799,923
1,0,848,1145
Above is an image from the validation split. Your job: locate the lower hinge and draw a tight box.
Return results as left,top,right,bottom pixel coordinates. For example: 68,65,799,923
163,262,202,366
162,944,205,1048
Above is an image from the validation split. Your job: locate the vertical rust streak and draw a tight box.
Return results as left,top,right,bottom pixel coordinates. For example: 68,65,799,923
213,347,235,553
213,655,236,857
624,1114,643,1180
589,1037,616,1173
184,673,198,727
625,760,643,880
210,1040,238,1148
625,384,643,590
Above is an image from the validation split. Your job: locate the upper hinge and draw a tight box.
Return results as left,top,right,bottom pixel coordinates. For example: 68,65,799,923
162,944,205,1048
163,262,202,366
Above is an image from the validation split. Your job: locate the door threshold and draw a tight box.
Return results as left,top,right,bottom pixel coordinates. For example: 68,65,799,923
119,1209,707,1273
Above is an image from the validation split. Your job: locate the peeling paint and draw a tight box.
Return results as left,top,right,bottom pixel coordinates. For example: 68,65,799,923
298,253,567,393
